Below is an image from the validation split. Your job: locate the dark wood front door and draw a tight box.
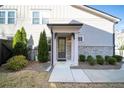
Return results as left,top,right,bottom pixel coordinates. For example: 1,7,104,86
58,37,66,61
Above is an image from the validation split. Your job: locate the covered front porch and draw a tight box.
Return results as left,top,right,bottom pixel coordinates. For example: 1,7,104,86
48,24,82,66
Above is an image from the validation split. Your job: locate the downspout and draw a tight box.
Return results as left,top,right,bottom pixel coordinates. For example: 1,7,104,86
0,39,1,65
51,27,54,67
113,22,118,55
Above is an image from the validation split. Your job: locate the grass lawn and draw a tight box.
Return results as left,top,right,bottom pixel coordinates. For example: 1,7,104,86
0,62,124,88
0,62,51,88
0,70,50,88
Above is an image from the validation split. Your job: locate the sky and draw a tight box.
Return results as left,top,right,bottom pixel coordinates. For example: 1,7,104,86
90,5,124,31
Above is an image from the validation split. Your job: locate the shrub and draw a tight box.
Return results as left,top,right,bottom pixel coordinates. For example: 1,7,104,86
12,27,28,58
38,30,49,62
79,55,85,62
105,56,110,62
21,27,28,44
87,55,96,65
12,29,22,48
96,55,104,65
5,55,28,71
105,55,110,64
113,55,123,62
13,42,28,57
107,57,117,65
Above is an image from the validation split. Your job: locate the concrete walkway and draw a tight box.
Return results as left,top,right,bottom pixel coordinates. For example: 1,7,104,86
49,63,124,83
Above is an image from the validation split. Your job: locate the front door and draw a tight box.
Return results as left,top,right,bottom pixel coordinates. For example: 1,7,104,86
58,37,66,61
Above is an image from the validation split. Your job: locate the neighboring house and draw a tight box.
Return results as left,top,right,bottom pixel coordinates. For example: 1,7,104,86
115,30,124,56
0,5,120,66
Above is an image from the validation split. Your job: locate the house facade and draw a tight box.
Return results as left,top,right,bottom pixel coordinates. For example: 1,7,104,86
0,5,120,66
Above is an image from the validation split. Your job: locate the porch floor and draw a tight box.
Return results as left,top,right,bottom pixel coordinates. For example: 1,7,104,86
49,62,124,83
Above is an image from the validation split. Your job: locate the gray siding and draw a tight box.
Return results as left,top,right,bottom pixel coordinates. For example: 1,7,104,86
78,24,113,46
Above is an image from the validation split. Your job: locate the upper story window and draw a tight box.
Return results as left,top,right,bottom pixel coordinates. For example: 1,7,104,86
0,10,16,24
42,18,49,24
0,11,5,24
32,11,40,24
32,10,50,24
8,11,15,24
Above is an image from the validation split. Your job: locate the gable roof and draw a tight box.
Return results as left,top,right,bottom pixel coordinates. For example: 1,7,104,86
72,5,120,23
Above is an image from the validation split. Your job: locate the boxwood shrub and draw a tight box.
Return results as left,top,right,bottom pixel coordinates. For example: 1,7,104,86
96,55,104,65
107,57,117,65
113,55,123,62
105,55,110,64
87,55,96,65
5,55,28,71
79,55,86,62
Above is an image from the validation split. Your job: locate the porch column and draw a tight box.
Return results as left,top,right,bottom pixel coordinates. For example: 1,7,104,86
53,32,57,65
74,32,78,66
71,34,74,63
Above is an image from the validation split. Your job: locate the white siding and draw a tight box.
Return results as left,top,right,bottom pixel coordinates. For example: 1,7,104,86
0,5,114,47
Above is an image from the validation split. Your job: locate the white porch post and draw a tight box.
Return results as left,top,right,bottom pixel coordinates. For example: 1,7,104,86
53,32,57,65
71,34,74,63
74,32,78,66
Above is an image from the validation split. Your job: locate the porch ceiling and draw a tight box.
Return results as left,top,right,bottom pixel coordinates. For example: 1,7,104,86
47,23,83,33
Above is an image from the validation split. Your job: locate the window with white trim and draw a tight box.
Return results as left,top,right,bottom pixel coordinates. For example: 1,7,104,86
42,18,49,24
0,10,16,24
0,11,5,24
32,11,40,24
78,35,84,42
32,10,50,24
8,11,15,24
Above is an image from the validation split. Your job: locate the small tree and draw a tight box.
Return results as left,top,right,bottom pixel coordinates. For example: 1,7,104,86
13,29,22,48
38,32,43,61
13,42,28,57
117,38,124,56
21,27,27,44
38,30,48,62
118,45,124,56
42,30,49,62
12,27,28,57
20,27,28,57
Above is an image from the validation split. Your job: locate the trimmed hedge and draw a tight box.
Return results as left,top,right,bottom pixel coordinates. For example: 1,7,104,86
113,55,123,62
105,56,110,64
78,55,120,66
107,57,117,65
79,55,85,62
105,56,110,62
87,55,96,65
5,55,28,71
96,55,104,65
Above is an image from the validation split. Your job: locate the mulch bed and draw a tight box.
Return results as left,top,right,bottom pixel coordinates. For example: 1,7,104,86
53,82,124,88
24,61,50,72
71,62,123,69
